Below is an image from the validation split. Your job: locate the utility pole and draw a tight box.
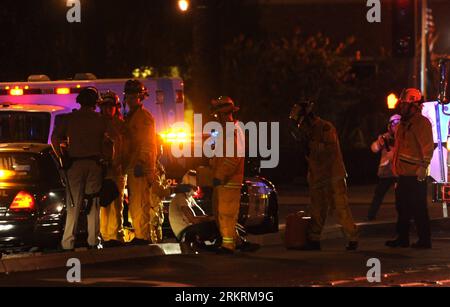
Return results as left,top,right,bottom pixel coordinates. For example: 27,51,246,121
420,0,427,99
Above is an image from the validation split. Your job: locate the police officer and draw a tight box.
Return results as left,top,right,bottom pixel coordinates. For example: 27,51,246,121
210,96,245,254
289,100,358,251
52,87,112,251
386,88,434,249
123,80,157,245
98,91,127,248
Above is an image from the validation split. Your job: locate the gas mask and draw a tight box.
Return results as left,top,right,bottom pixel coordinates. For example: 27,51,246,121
289,101,314,142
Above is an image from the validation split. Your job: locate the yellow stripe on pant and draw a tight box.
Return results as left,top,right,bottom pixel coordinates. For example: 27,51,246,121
213,185,241,251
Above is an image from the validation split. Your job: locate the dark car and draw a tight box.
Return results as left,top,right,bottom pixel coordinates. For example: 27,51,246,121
0,143,278,254
0,143,79,253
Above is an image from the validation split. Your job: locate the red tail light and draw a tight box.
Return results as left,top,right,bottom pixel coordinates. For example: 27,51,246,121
10,191,35,212
193,187,204,199
175,90,184,104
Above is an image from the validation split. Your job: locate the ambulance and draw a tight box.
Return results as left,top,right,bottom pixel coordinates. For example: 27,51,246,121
0,74,185,143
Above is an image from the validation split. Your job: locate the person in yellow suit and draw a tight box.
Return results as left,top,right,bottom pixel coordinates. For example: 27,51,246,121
210,96,245,254
289,100,358,251
149,136,171,243
98,91,127,248
123,80,157,245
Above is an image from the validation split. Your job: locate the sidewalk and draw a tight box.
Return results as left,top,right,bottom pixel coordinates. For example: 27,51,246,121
277,183,447,222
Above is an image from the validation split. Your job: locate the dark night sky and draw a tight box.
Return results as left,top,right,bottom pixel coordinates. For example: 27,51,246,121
1,0,449,82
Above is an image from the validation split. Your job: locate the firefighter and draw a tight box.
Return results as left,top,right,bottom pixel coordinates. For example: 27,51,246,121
149,136,171,243
51,87,112,250
289,100,358,251
386,88,433,249
98,91,127,248
123,80,157,245
367,114,401,221
210,96,245,254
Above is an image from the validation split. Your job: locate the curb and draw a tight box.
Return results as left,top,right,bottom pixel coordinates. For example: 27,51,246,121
0,243,181,274
247,218,450,246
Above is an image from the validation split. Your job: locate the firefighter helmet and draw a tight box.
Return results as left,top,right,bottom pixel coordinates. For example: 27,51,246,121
76,87,101,106
99,90,120,107
399,88,424,104
211,96,240,115
182,170,197,187
124,79,149,98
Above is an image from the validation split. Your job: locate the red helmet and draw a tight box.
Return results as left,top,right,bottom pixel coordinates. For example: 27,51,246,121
211,96,240,115
399,88,424,104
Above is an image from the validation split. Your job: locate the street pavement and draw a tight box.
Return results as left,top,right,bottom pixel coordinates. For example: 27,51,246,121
2,184,450,287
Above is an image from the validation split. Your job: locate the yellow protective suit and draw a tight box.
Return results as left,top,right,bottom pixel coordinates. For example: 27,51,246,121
100,116,126,242
212,124,245,251
305,117,358,242
149,161,171,243
124,105,157,241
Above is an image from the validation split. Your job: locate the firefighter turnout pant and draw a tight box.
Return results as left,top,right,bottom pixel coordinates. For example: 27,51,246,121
127,173,151,241
307,179,358,242
62,160,103,250
213,185,241,250
100,175,126,242
149,198,164,243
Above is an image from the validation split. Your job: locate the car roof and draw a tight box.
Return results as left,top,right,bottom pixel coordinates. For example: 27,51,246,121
0,143,51,154
0,103,66,113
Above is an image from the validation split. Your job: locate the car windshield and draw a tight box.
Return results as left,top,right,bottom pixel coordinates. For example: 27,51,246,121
0,112,50,143
0,153,40,183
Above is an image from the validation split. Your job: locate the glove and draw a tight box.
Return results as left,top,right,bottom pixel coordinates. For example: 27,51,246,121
134,164,145,178
213,178,222,187
416,166,428,182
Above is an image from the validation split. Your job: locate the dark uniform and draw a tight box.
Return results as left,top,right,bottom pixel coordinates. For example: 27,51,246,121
52,88,112,250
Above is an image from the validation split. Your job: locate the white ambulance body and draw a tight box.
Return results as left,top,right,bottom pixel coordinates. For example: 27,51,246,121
0,76,185,144
422,101,450,182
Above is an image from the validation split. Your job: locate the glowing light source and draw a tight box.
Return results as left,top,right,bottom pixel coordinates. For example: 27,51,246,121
160,127,191,144
56,87,71,95
10,87,23,96
387,93,398,109
9,191,35,212
0,170,16,179
178,0,190,12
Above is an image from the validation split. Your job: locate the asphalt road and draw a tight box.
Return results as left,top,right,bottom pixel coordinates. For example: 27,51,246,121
2,184,450,288
3,235,450,287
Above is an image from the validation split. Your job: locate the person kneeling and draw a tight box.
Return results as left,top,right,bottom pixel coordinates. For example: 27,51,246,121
169,171,259,254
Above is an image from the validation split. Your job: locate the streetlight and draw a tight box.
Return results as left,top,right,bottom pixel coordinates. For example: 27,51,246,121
387,93,398,109
178,0,190,12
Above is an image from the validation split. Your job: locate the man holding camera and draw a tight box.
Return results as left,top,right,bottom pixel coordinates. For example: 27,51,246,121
367,114,401,221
